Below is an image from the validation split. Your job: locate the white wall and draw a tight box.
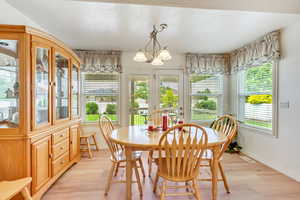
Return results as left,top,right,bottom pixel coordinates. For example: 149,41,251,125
232,21,300,182
0,0,43,29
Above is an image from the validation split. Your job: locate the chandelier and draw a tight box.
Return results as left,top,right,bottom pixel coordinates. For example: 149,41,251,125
133,24,171,66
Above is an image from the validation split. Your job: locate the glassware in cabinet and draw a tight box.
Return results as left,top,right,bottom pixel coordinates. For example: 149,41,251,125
0,39,19,128
55,53,69,120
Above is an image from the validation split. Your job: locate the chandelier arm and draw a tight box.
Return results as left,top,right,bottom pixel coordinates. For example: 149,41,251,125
144,38,152,52
157,23,168,33
152,34,156,59
144,36,154,60
156,38,162,52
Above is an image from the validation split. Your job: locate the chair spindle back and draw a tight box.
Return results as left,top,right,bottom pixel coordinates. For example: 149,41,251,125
211,115,238,158
98,115,123,161
157,124,208,179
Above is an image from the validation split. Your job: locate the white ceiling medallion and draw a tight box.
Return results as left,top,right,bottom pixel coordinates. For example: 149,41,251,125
133,24,171,66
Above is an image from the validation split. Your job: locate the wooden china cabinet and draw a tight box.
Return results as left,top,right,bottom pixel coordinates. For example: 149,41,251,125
0,25,81,199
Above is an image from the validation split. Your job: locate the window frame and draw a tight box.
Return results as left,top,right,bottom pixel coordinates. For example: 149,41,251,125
236,61,278,137
187,74,224,124
81,72,121,124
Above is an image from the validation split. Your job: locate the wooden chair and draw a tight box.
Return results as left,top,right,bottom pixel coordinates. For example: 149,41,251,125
80,126,100,159
153,124,208,200
199,115,238,193
148,108,178,177
98,115,145,196
0,177,32,200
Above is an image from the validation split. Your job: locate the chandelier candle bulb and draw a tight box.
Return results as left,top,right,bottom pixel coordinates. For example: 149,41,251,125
133,50,147,62
151,57,163,65
159,48,172,61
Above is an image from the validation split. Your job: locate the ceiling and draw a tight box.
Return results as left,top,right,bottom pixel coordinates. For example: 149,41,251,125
76,0,300,14
7,0,300,53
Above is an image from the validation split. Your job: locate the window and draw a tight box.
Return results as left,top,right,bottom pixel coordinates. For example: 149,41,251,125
83,73,119,122
189,74,223,121
237,63,274,131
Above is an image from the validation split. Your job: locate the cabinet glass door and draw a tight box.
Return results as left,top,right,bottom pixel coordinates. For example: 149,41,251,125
71,64,79,117
0,39,19,128
55,53,69,120
34,47,50,126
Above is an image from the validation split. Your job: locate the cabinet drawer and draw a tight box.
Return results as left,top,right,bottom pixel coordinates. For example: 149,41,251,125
52,139,69,160
52,128,69,145
52,152,69,176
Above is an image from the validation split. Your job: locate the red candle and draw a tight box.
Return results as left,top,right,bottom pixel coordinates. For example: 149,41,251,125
178,120,183,131
148,125,154,131
162,115,168,131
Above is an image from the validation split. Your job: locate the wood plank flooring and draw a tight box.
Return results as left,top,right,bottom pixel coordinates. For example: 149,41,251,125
42,151,300,200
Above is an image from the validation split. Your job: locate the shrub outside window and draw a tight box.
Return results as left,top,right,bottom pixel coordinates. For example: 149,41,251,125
238,63,273,130
189,75,223,121
83,73,119,122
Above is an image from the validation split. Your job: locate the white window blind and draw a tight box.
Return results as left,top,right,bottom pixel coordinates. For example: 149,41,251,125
189,75,223,121
83,73,119,122
238,63,273,129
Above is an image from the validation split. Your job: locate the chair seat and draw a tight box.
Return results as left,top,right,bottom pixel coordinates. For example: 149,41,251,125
202,149,213,160
112,150,143,162
201,149,223,161
0,177,32,200
154,158,196,182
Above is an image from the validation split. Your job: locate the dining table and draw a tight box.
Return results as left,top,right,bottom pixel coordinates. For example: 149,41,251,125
110,125,228,200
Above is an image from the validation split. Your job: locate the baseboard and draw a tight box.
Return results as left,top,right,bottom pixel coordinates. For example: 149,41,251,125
241,150,300,182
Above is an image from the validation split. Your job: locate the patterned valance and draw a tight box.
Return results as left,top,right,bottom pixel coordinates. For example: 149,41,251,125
74,50,122,73
230,30,280,72
185,53,230,75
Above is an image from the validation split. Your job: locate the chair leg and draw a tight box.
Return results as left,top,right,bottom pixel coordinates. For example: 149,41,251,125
219,162,230,193
209,160,213,175
21,187,32,200
86,138,93,159
105,162,116,195
114,162,120,177
138,158,146,177
79,138,84,155
148,151,153,177
92,134,100,151
133,161,143,196
160,180,166,200
153,172,159,193
192,179,201,200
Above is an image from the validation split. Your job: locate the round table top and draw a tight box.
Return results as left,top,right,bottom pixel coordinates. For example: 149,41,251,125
110,125,227,149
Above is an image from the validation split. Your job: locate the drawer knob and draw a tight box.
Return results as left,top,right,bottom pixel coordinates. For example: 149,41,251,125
60,134,64,137
60,147,64,150
60,161,65,165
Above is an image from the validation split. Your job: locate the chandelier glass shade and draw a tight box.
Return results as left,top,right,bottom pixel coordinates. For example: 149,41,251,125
133,24,171,65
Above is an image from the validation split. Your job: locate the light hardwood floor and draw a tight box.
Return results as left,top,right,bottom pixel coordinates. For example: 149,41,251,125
42,151,300,200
